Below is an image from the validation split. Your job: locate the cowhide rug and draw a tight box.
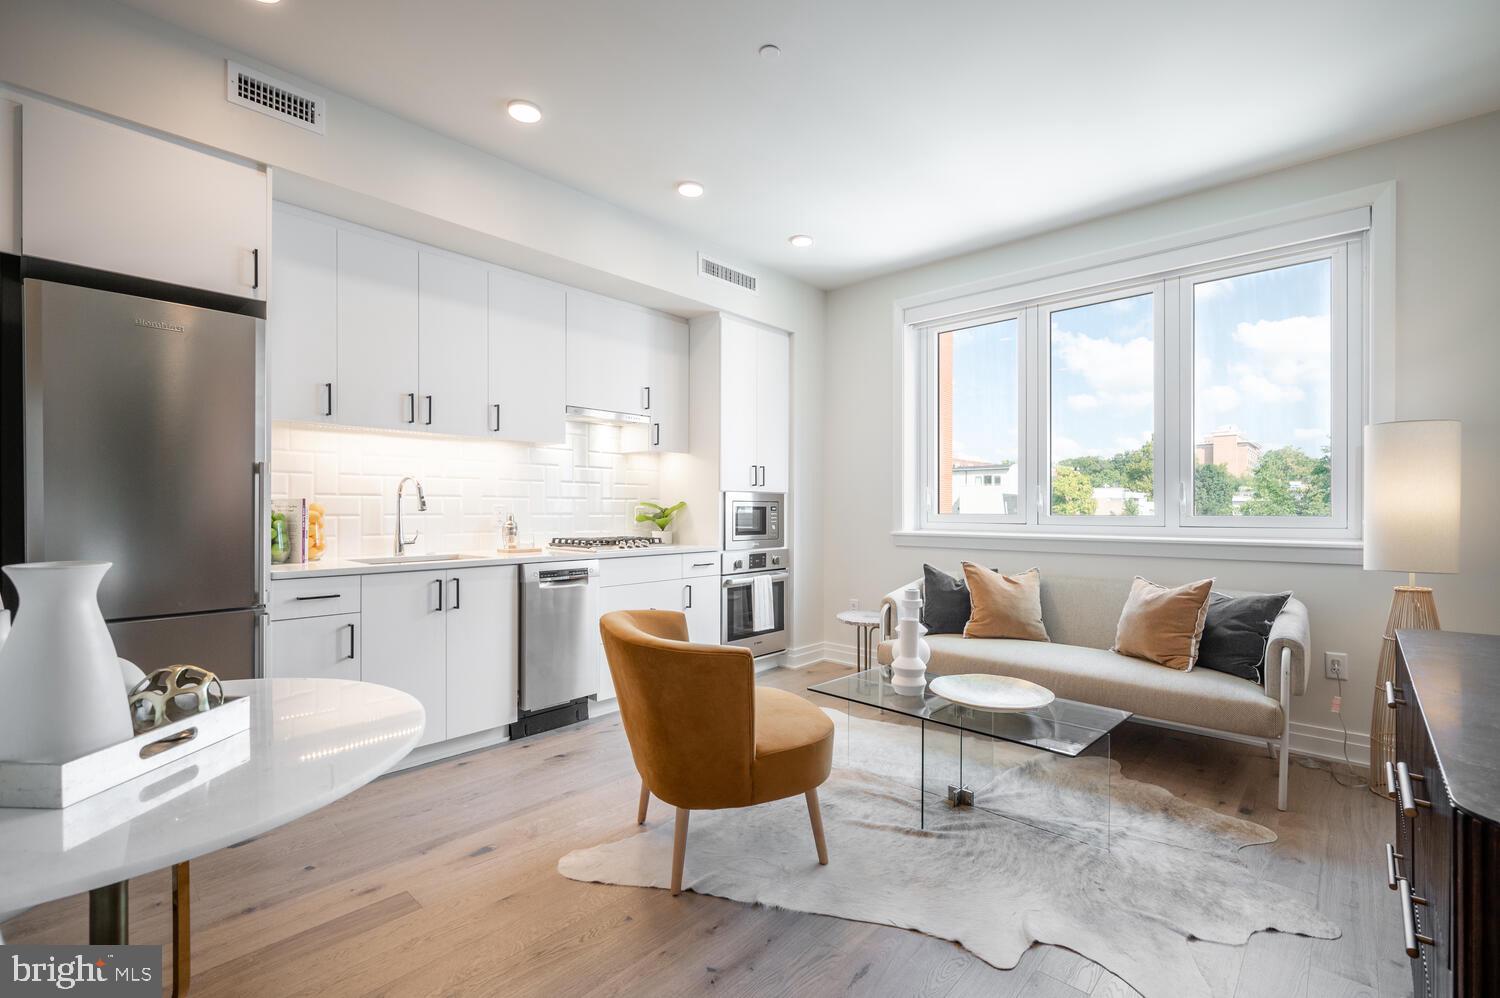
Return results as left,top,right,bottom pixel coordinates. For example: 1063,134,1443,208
558,709,1337,998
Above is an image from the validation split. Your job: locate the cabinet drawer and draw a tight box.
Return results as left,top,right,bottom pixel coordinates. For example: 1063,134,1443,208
681,553,721,579
270,575,362,620
268,612,360,682
598,554,684,588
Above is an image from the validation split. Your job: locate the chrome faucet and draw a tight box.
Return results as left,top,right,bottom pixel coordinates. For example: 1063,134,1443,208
395,476,428,555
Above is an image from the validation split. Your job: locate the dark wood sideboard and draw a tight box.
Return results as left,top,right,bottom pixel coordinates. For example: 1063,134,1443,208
1390,630,1500,998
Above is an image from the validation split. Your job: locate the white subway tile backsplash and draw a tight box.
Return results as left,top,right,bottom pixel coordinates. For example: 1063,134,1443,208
271,422,662,560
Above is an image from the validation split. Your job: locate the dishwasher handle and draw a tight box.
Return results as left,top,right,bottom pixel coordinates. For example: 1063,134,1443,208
538,579,592,590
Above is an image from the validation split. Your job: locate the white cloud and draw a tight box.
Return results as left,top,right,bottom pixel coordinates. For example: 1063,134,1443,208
1052,329,1154,406
1051,435,1087,461
1193,278,1230,302
1233,363,1305,403
1199,384,1241,413
1067,393,1101,410
1293,427,1330,442
1232,315,1331,385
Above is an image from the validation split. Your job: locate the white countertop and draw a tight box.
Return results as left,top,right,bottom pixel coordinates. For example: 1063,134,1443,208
0,679,424,914
270,543,720,580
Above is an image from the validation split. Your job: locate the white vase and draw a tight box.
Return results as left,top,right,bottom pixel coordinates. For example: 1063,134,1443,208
0,562,133,763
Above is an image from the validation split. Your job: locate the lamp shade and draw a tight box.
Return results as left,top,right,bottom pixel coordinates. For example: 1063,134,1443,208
1363,420,1461,574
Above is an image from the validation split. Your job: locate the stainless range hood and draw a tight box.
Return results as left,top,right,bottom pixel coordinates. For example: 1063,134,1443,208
564,404,650,426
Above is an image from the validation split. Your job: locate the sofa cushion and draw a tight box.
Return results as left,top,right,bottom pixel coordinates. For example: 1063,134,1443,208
1198,590,1292,684
962,564,1048,641
878,634,1284,738
1111,576,1214,671
921,564,971,634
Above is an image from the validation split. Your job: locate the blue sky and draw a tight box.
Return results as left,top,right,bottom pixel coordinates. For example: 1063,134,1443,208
946,258,1331,464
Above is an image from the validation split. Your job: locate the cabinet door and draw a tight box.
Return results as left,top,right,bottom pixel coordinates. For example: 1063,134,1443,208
21,100,268,299
337,229,419,430
596,579,687,701
755,326,792,492
488,269,567,444
418,251,490,436
360,570,447,746
444,566,519,739
682,578,721,646
566,292,651,416
268,612,360,681
269,207,339,423
719,317,760,489
647,313,690,453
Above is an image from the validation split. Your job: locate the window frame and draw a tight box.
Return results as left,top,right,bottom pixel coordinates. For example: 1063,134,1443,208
903,211,1369,551
918,309,1029,528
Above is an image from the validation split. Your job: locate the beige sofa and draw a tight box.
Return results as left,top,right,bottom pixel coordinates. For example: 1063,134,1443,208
878,573,1310,810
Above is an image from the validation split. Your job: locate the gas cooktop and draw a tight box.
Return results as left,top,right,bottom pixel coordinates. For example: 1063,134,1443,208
547,535,663,552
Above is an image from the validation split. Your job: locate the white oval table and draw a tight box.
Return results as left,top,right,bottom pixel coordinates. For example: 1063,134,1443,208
0,678,424,994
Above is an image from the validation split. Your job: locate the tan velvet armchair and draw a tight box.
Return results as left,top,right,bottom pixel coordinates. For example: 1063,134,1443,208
600,609,834,895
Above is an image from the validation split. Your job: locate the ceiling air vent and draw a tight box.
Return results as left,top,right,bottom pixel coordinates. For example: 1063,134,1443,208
226,61,326,134
698,253,759,294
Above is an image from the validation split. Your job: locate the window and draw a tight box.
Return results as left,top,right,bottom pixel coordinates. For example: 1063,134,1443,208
933,316,1022,520
907,208,1366,548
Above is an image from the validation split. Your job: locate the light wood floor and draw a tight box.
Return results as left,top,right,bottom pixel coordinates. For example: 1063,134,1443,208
3,661,1411,998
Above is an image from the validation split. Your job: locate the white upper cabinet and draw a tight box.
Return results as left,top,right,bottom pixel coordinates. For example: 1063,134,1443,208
718,316,790,491
646,313,690,453
418,251,489,436
337,229,419,430
488,269,566,444
566,292,653,416
756,325,791,491
268,207,338,423
21,100,267,299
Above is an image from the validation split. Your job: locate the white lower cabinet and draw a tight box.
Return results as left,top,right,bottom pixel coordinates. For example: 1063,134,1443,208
360,570,448,747
445,566,519,739
596,558,723,702
268,611,360,682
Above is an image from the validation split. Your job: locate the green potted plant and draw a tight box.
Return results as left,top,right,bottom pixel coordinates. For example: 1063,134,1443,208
635,500,686,544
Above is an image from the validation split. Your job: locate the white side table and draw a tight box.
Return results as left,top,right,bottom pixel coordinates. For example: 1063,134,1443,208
836,609,883,671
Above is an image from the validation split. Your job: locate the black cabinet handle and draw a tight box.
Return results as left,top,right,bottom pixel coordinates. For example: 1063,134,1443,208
252,248,260,290
424,394,433,426
491,403,501,432
294,593,340,601
683,583,693,609
406,393,417,424
652,423,661,447
434,578,445,612
344,622,356,660
322,382,334,417
451,577,461,610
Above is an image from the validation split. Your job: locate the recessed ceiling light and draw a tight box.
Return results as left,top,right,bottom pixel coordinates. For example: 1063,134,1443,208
788,234,814,248
676,180,704,199
254,0,281,4
759,44,781,59
506,100,542,124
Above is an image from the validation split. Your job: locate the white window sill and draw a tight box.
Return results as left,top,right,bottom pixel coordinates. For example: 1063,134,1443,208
891,528,1362,566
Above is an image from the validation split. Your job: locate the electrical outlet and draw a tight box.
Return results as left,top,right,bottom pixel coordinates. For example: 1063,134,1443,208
1324,651,1349,681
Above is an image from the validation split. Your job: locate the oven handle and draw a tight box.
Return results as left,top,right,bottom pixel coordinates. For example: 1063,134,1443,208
723,571,790,588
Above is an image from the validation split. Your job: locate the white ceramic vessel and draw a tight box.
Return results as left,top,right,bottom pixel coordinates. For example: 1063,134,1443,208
0,562,133,763
889,586,930,695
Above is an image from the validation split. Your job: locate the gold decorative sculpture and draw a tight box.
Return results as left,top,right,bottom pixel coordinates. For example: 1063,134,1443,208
129,665,225,732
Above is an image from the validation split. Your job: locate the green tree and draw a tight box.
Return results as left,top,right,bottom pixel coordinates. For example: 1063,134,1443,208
1051,465,1097,515
1115,438,1154,497
1121,497,1140,516
1193,462,1238,516
1059,455,1113,486
1242,446,1331,517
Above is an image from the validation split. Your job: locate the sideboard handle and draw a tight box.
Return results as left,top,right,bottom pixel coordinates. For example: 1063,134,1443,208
1398,877,1434,958
1385,842,1404,891
1385,681,1407,709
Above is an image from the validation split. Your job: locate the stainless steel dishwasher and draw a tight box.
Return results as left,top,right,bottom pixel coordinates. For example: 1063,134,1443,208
512,560,600,739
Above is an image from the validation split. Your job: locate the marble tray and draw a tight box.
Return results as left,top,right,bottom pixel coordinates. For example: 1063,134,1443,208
929,674,1055,712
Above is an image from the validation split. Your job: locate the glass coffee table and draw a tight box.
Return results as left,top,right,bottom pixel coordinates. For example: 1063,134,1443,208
809,670,1131,849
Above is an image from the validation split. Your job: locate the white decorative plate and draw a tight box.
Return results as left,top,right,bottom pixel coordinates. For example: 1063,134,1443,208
929,674,1055,712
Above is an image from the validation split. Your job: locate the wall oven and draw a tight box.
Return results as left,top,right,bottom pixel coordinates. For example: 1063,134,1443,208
721,548,790,657
723,491,784,551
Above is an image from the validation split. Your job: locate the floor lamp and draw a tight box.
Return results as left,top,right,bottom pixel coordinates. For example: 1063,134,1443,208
1364,419,1461,797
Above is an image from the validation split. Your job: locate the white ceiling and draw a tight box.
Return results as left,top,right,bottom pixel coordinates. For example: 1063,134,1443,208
121,0,1500,289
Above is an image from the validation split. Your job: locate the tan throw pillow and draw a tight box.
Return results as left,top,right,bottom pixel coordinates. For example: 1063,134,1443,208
961,564,1049,642
1112,576,1215,671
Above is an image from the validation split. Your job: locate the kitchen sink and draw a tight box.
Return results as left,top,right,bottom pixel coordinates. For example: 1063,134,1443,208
349,552,494,565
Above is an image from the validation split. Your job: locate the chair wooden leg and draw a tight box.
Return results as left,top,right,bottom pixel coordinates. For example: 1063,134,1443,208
806,788,829,865
671,808,690,895
637,782,650,825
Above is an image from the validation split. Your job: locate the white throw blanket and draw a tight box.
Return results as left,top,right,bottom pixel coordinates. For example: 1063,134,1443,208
749,575,775,631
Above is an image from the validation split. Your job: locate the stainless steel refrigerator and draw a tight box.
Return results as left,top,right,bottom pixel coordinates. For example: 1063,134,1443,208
1,258,267,680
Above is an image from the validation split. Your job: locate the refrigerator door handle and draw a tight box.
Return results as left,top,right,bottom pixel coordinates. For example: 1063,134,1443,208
252,610,268,679
253,460,267,605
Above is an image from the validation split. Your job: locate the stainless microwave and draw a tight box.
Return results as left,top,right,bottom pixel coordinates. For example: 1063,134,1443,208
723,491,784,551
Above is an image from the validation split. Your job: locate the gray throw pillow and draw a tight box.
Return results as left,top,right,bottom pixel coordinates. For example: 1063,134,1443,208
1196,591,1292,683
921,564,971,634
